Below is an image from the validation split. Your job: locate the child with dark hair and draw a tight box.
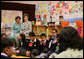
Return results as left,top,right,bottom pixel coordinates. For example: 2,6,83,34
15,47,30,57
49,29,59,53
59,15,63,24
49,29,58,42
1,33,7,38
40,33,49,53
24,32,40,52
51,26,83,58
14,33,31,57
30,49,40,58
18,33,26,48
1,38,15,58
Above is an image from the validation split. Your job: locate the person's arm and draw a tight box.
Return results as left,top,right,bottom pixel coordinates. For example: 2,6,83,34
39,41,43,51
46,40,49,48
12,23,16,33
48,37,53,48
20,23,23,34
37,39,41,50
55,52,67,58
25,22,32,34
17,24,21,33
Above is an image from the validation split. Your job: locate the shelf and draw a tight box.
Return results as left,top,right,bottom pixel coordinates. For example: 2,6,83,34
33,25,47,27
35,34,40,36
33,25,62,27
47,25,55,27
35,34,52,36
48,34,52,36
32,24,62,39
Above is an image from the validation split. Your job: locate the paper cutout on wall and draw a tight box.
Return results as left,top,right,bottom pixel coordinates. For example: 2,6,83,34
56,3,60,8
44,14,47,18
62,2,65,7
80,30,83,38
61,21,69,27
39,15,41,18
76,20,83,28
39,10,41,14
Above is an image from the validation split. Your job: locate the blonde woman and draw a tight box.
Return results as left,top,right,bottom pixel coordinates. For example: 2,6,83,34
20,13,32,39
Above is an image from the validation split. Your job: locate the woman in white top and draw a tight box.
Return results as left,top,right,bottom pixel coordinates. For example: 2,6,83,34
49,26,83,58
20,13,32,39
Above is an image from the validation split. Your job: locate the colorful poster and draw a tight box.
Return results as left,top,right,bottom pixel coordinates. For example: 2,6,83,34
1,10,22,27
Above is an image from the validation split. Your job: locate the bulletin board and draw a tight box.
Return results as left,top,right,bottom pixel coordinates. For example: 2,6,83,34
1,10,22,27
35,1,83,38
35,1,83,25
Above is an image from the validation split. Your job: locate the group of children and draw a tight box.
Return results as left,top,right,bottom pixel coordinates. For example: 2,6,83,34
1,28,59,58
1,26,83,58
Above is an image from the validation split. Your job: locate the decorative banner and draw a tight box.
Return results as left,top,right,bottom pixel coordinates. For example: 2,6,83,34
80,30,83,38
61,21,69,27
75,20,83,28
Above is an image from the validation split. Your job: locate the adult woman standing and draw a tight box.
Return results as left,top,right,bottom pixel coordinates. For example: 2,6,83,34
20,13,32,39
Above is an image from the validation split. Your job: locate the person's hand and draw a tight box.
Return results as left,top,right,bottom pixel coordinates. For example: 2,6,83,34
52,39,57,44
22,32,24,34
26,51,30,57
13,50,17,54
40,41,43,45
22,32,26,35
14,32,17,34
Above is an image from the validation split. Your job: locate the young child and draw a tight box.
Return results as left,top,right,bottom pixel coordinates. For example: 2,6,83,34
59,15,63,25
51,26,83,58
15,47,30,57
24,32,40,52
18,33,27,48
40,33,49,53
14,34,30,57
1,33,7,38
1,38,15,58
49,29,59,53
30,49,40,58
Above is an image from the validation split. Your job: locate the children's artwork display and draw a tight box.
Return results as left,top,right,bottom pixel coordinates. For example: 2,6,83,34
35,1,83,24
35,1,83,38
1,10,22,27
35,21,42,25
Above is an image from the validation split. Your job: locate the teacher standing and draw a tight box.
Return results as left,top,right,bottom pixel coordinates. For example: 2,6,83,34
20,13,32,39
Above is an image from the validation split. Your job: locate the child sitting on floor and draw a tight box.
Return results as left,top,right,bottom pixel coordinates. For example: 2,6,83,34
39,33,49,53
1,33,7,38
18,33,27,48
1,38,16,58
24,32,40,52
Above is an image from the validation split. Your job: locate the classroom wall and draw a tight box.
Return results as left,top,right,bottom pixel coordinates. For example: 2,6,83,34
35,1,83,24
35,1,83,38
1,2,35,22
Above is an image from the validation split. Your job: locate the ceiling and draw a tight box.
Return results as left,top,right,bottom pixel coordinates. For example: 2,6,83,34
1,1,52,4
